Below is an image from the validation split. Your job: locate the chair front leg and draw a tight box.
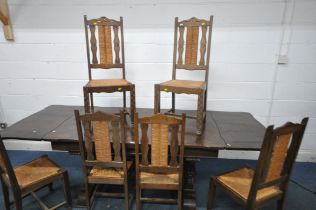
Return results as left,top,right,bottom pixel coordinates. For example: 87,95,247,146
124,180,129,210
90,92,94,113
83,88,91,114
15,199,23,210
177,188,183,210
85,182,91,210
130,84,136,126
196,92,205,135
207,178,216,210
172,93,176,113
154,84,161,114
277,196,286,210
0,178,10,210
123,90,127,110
135,185,141,210
48,183,53,191
245,201,256,210
62,171,72,209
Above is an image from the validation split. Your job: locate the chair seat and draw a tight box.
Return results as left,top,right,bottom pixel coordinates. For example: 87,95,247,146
160,80,205,90
216,167,282,202
3,156,61,188
86,79,130,88
140,171,179,188
89,161,133,180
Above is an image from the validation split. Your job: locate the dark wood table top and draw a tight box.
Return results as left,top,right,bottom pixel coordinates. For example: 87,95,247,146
1,105,266,153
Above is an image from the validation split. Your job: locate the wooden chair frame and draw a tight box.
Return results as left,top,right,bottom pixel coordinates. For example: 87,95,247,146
75,110,133,210
0,137,72,210
133,113,186,210
154,16,213,135
83,15,136,125
207,117,309,210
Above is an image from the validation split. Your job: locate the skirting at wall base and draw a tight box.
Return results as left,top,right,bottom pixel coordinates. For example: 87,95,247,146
219,149,316,162
3,140,316,162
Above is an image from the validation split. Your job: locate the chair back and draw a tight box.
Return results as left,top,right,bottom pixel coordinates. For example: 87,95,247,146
74,110,127,168
249,118,308,201
0,137,20,191
134,113,186,174
172,16,213,83
84,16,126,80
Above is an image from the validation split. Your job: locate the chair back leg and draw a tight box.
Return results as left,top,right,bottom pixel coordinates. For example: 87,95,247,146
14,197,23,210
62,171,72,208
177,188,183,210
85,182,91,210
207,178,216,210
136,186,141,210
124,181,129,210
0,178,10,210
277,196,286,210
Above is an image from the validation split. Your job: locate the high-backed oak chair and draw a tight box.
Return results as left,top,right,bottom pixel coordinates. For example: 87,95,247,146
83,16,136,125
0,137,72,210
133,113,186,210
74,110,133,210
207,117,308,210
154,16,213,135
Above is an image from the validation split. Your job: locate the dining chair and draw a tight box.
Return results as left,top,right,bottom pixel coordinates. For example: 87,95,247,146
83,15,136,125
74,110,133,210
133,113,186,210
0,136,72,210
207,117,309,210
154,16,213,135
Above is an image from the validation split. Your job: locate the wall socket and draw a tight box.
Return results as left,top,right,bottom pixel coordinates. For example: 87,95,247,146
0,123,7,129
278,54,288,64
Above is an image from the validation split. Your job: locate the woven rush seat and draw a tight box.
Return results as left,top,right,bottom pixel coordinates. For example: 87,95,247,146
216,167,282,202
160,79,206,90
2,156,61,188
86,79,130,87
89,161,133,180
140,171,179,185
